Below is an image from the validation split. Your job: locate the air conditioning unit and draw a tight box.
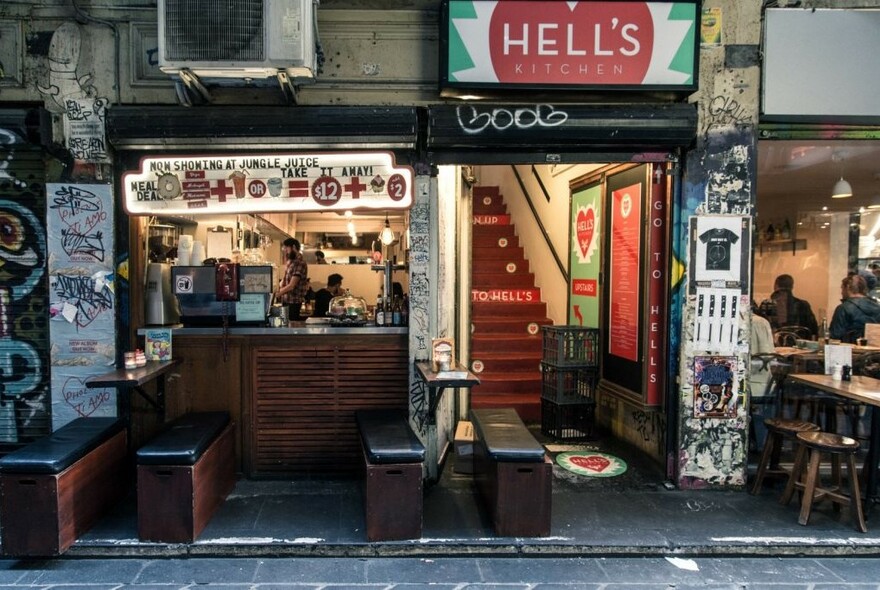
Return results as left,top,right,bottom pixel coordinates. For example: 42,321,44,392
158,0,317,82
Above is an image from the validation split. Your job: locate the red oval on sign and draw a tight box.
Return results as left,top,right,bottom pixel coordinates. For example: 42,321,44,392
387,174,407,202
488,2,653,84
312,177,342,207
248,180,267,198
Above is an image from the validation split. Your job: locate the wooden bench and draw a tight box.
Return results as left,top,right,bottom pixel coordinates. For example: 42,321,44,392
356,409,425,541
0,417,127,556
136,412,235,542
469,408,552,537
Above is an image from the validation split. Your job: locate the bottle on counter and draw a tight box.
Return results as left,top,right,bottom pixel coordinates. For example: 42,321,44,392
392,296,402,326
382,296,393,327
401,294,409,326
375,293,385,327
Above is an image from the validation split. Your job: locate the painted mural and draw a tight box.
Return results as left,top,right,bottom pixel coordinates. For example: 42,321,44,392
0,151,50,445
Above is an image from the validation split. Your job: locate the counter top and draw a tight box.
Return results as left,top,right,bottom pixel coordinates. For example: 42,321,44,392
138,325,407,336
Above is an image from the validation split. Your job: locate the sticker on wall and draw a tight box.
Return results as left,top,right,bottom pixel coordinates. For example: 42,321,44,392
483,196,492,206
506,262,517,273
557,452,627,478
693,355,739,419
471,359,484,374
527,322,540,335
498,237,508,248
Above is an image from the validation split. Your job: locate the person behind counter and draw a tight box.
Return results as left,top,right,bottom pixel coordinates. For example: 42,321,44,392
313,273,344,318
829,273,880,343
275,238,309,321
315,250,328,264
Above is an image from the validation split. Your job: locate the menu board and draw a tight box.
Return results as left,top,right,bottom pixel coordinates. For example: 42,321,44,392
608,182,642,362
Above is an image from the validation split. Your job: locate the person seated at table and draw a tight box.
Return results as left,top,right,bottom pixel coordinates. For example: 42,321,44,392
313,273,344,318
758,274,818,337
829,273,880,343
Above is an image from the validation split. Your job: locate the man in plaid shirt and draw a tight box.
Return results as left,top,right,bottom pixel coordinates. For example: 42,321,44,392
275,238,309,321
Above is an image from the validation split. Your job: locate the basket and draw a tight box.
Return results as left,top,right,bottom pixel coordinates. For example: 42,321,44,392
541,398,596,441
541,326,599,367
540,362,597,404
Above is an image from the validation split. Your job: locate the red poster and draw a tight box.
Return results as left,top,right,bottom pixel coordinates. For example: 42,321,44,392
609,183,641,362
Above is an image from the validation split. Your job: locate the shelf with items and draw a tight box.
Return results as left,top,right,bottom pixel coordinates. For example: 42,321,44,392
758,238,807,255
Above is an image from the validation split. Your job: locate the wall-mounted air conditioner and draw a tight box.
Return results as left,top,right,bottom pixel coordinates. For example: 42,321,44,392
158,0,317,82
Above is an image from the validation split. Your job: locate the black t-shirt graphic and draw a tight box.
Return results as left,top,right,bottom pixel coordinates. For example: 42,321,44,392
699,228,738,271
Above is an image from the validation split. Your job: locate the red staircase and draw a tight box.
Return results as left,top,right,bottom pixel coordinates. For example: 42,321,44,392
470,186,551,424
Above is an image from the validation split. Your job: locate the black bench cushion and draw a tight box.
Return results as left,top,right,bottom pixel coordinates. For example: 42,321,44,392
470,408,545,462
356,410,425,465
0,417,124,475
137,412,230,466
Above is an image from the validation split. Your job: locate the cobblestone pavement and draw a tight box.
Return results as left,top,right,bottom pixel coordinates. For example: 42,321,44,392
1,556,879,589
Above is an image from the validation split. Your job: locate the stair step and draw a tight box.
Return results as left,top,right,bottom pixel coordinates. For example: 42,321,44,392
473,186,500,198
473,245,525,260
474,212,511,224
471,317,552,335
473,234,520,249
470,354,542,374
472,259,530,274
473,300,547,316
472,273,536,289
473,225,518,240
471,288,542,305
472,335,543,354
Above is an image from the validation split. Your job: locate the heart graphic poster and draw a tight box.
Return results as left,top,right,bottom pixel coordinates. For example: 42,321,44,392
47,184,117,429
568,183,602,327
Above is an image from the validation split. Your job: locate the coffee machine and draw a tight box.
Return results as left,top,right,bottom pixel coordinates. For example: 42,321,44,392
171,264,273,326
145,263,180,325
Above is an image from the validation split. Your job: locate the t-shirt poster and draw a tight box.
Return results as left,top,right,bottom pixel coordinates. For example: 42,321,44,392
688,215,751,294
46,183,117,429
608,182,642,362
568,182,602,327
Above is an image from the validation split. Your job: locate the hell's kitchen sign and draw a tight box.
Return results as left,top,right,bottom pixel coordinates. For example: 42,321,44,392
122,152,414,216
442,0,698,90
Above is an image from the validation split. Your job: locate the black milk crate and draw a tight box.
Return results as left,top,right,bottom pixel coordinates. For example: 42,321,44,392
541,326,599,367
540,362,597,404
541,398,596,441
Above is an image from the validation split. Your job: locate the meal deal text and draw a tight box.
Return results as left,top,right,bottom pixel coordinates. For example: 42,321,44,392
122,152,414,216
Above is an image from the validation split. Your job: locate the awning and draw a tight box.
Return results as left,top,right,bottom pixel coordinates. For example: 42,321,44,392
427,103,697,164
106,106,420,152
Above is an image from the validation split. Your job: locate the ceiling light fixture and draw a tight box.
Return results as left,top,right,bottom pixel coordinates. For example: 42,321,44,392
380,214,396,246
831,151,853,199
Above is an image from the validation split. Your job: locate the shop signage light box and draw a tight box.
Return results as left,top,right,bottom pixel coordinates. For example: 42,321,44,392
440,0,699,92
122,152,414,216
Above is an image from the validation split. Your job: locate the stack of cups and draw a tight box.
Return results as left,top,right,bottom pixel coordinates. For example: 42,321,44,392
177,235,193,266
190,240,205,265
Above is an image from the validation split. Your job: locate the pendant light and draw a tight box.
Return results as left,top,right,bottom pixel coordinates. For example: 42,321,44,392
831,151,853,199
380,214,396,245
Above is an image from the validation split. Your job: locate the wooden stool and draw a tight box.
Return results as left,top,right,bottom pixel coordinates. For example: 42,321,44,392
750,418,820,495
780,431,867,533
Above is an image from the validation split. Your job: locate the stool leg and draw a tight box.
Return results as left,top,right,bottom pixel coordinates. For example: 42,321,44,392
781,442,808,506
751,430,780,495
846,453,868,533
798,449,822,526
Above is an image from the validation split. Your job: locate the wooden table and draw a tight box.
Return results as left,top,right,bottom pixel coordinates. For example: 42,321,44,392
414,361,480,426
787,373,880,508
86,359,181,424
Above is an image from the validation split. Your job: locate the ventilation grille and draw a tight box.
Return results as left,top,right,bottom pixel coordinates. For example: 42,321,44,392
163,0,264,62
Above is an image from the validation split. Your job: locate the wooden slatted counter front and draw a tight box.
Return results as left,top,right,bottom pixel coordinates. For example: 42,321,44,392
150,326,408,478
